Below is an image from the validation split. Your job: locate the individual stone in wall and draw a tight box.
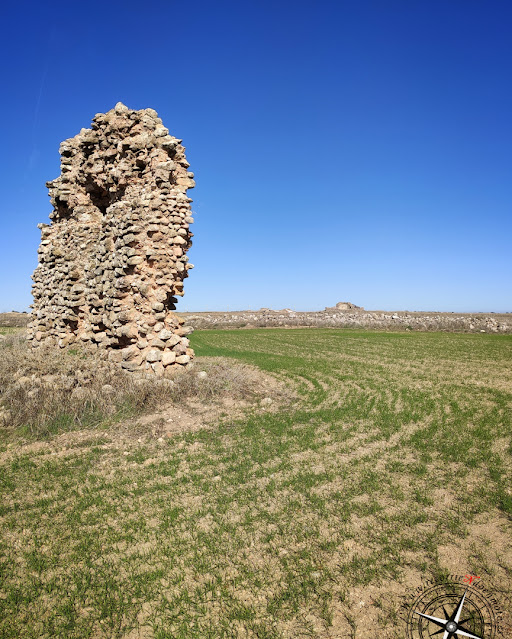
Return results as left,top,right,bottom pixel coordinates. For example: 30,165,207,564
27,102,196,376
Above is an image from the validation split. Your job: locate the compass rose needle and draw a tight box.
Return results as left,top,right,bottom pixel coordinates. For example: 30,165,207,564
430,607,457,636
414,611,449,628
413,590,484,639
453,591,467,624
448,590,483,638
458,618,473,626
414,610,455,638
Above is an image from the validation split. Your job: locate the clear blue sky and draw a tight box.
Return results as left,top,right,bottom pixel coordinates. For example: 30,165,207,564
1,0,510,313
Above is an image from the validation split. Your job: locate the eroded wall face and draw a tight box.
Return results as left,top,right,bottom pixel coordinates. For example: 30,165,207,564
27,103,196,375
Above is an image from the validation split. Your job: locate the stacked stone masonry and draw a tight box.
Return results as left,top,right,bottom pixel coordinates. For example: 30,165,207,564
27,103,196,376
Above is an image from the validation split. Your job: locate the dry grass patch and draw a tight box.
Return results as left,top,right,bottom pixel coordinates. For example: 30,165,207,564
0,334,291,444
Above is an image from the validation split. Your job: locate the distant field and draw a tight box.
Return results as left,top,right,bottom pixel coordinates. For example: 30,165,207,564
1,329,511,637
0,312,29,328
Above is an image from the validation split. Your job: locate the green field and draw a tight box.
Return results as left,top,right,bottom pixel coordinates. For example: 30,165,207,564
1,329,511,637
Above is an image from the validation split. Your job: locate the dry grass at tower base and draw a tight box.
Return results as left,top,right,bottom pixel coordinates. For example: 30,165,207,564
0,332,288,441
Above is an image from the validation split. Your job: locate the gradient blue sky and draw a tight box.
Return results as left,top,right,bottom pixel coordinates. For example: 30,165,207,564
1,0,510,313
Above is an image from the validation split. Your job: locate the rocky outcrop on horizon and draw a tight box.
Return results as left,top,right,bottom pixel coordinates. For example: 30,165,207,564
324,301,364,311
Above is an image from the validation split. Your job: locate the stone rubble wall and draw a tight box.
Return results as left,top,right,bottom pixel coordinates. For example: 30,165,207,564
181,309,512,333
27,103,196,376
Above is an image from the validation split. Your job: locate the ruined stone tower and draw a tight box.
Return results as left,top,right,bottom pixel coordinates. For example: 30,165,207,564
27,103,196,376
